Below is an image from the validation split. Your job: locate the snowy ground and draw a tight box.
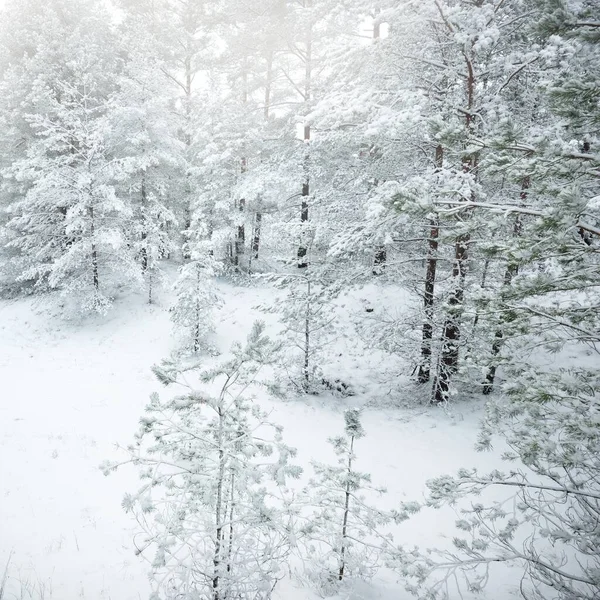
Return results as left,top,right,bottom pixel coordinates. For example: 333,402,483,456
1,279,515,600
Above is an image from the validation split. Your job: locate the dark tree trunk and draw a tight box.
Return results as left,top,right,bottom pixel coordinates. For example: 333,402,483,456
482,175,529,394
418,145,443,383
234,196,246,265
431,21,476,404
298,7,312,269
252,212,262,259
431,232,469,403
298,126,310,269
233,141,247,268
89,205,99,291
235,65,248,269
140,176,148,272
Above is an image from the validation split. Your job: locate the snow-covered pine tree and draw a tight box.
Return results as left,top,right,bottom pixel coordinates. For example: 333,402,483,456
116,0,224,260
261,267,339,393
103,322,301,600
109,22,182,303
0,0,137,312
170,246,222,354
299,409,391,594
388,6,600,598
366,0,543,403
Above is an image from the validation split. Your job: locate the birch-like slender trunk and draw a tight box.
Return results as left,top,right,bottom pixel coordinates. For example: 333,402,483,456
212,402,226,600
371,12,387,273
338,434,355,581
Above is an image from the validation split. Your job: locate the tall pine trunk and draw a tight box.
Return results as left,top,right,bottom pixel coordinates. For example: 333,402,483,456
417,144,442,383
431,31,477,404
249,51,274,268
182,51,193,260
140,176,148,273
298,1,312,269
234,67,249,269
371,12,387,274
251,212,262,259
482,175,529,394
89,204,99,291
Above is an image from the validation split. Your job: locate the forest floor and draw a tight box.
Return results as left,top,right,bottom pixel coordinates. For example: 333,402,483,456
0,275,517,600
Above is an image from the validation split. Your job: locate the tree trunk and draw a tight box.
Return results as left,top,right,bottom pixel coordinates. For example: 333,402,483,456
418,145,442,383
252,212,262,260
370,11,386,275
431,233,469,404
234,67,249,269
193,263,201,352
234,196,246,267
226,471,235,574
182,50,194,260
303,278,311,390
140,176,149,272
482,175,529,394
431,44,476,404
89,205,99,291
212,405,226,600
248,51,273,268
298,4,312,269
298,128,310,269
338,434,354,581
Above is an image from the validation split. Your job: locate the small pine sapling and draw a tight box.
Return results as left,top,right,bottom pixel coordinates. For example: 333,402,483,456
170,250,222,354
103,322,301,600
299,409,391,594
260,270,337,393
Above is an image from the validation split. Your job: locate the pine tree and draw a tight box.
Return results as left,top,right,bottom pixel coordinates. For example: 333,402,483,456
109,27,182,303
0,0,136,312
103,323,301,600
261,268,338,393
170,249,222,354
389,7,600,598
299,409,391,594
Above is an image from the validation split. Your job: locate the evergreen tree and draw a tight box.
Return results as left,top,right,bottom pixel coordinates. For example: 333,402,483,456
389,8,600,598
0,0,136,312
103,323,301,600
170,248,222,354
109,27,182,303
299,409,391,594
261,268,338,393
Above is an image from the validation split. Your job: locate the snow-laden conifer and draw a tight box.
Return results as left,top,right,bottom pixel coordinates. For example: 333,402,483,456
103,322,301,600
298,409,391,595
170,247,222,354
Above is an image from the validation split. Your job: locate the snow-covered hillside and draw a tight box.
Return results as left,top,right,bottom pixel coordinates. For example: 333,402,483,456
0,282,509,600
